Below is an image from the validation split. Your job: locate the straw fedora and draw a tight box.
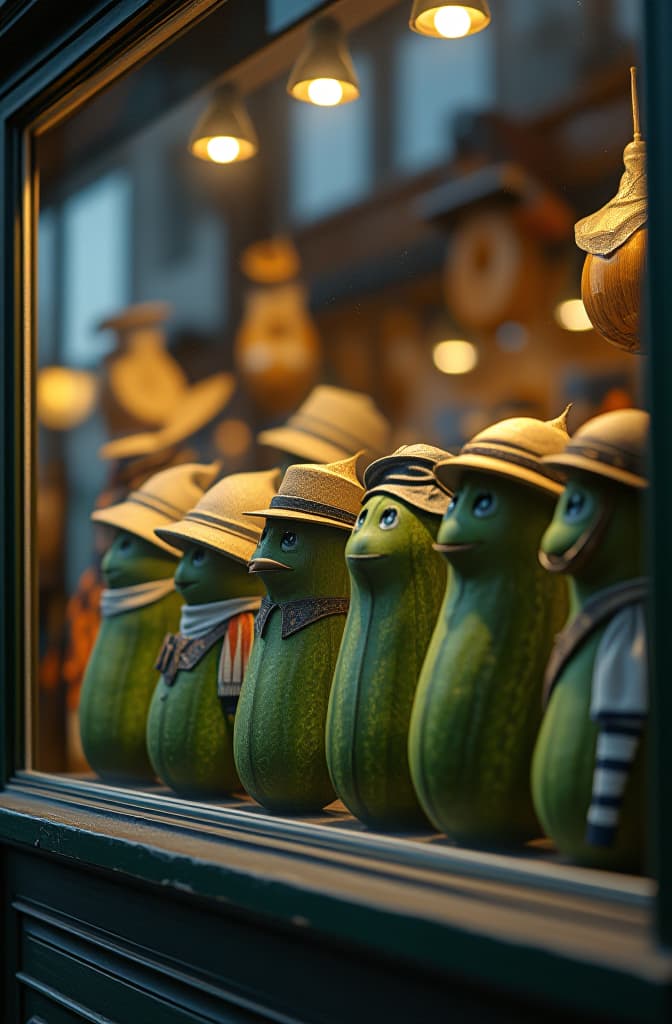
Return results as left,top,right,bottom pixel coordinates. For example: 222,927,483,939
156,468,282,565
434,408,571,497
364,444,454,516
257,386,391,465
92,462,220,555
245,453,365,531
541,408,649,489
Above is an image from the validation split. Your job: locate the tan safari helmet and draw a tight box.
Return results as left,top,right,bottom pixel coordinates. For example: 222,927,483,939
246,453,365,531
542,408,649,489
155,468,282,566
92,462,220,556
257,386,391,465
364,444,454,517
434,407,572,497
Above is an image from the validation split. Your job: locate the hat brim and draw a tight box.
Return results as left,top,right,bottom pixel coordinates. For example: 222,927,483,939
99,373,235,461
541,452,648,489
155,518,257,565
256,425,351,465
92,502,181,556
364,484,449,517
243,507,354,531
435,453,564,497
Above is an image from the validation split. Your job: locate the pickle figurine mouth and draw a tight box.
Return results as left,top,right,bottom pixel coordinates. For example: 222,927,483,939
248,557,292,573
346,553,386,561
432,542,479,554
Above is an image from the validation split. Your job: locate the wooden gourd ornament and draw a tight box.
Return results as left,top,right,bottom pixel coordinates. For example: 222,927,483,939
145,470,280,799
408,414,571,846
233,456,364,814
576,68,647,354
532,409,649,871
326,445,451,830
78,463,219,781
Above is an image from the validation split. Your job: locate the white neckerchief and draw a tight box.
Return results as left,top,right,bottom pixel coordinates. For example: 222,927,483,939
179,596,262,639
100,578,176,618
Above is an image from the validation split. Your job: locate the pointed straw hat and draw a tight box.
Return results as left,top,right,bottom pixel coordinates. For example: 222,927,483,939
434,408,571,497
257,386,391,465
92,462,220,555
156,468,282,565
541,408,649,489
364,444,454,516
245,453,365,531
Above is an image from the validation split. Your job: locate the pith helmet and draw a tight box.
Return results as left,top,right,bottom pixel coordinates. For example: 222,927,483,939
257,386,391,465
92,462,220,555
434,408,571,497
364,444,453,516
245,453,365,531
542,408,649,489
156,469,282,565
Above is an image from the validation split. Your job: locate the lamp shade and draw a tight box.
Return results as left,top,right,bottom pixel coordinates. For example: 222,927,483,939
189,83,258,163
409,0,491,38
287,16,359,106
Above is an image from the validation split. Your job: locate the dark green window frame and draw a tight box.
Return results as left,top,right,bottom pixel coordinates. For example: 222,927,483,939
1,1,671,1019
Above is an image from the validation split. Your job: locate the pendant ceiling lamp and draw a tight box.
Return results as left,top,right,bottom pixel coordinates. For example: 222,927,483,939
409,0,491,38
287,16,359,106
189,83,258,163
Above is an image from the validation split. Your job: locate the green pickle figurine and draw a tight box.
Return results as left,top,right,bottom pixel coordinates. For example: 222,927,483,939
146,469,281,799
233,455,364,814
79,462,219,782
533,409,649,871
326,445,451,830
408,413,570,846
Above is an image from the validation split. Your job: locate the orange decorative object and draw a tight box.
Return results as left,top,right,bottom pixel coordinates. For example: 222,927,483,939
234,284,321,417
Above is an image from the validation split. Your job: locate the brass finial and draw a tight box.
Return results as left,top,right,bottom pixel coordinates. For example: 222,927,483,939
547,404,572,435
630,66,642,142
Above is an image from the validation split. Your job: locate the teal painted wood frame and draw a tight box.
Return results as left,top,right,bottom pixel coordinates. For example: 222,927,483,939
0,1,671,1019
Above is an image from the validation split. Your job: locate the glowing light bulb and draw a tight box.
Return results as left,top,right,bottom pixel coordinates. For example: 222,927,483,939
306,78,344,106
554,298,593,332
434,6,472,38
433,339,479,375
206,135,241,164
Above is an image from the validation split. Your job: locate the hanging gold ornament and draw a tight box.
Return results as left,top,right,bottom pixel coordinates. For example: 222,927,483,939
575,68,647,354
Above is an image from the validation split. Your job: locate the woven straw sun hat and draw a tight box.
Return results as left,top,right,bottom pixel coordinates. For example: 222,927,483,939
364,444,454,516
541,408,649,489
245,453,365,531
92,462,220,555
156,468,282,565
257,386,391,465
434,408,571,498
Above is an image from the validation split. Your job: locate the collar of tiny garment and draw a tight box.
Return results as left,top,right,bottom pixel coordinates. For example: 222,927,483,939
100,578,176,617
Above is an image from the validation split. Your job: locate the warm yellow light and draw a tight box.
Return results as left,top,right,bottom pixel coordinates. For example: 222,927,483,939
433,339,479,374
37,366,98,430
206,135,241,164
306,77,344,106
554,298,593,332
434,5,472,37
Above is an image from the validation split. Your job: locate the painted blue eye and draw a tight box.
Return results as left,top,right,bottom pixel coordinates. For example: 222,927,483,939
446,494,459,516
281,531,298,552
563,488,592,523
354,508,368,532
119,534,132,551
192,547,207,566
473,492,497,518
379,507,399,530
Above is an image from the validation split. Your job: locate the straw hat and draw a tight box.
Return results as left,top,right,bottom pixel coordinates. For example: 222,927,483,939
364,444,454,516
246,454,365,531
434,408,571,497
92,462,220,555
257,386,391,465
156,469,282,565
542,408,649,489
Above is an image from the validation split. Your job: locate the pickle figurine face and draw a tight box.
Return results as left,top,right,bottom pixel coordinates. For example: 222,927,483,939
175,543,263,604
540,480,600,565
347,494,433,581
101,530,177,588
248,518,348,600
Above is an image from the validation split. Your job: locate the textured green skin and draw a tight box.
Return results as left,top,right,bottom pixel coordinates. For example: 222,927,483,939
326,496,446,829
234,520,350,814
147,546,263,799
532,478,645,870
408,474,568,846
79,532,180,782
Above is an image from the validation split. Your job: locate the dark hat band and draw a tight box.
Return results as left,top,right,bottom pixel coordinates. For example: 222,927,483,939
179,509,262,542
288,413,372,454
562,440,646,478
459,444,563,482
364,459,451,513
269,494,358,526
127,491,188,520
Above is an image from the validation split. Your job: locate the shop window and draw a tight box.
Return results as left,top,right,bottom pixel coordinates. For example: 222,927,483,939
266,0,323,34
